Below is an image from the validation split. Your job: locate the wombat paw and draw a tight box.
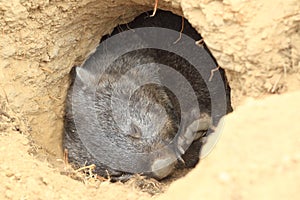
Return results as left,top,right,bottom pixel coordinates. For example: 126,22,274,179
177,114,212,155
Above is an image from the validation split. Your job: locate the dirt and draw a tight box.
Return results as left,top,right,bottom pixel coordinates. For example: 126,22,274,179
1,89,300,200
159,91,300,200
1,0,300,199
0,0,299,157
0,133,151,200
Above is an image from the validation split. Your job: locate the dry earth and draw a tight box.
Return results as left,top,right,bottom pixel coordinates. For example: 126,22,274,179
0,0,299,156
1,0,300,199
1,91,300,200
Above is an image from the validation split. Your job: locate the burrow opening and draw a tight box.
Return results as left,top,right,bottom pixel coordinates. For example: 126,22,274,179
60,8,232,194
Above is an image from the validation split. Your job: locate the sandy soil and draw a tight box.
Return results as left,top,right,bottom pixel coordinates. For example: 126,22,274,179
1,90,300,200
0,104,152,200
159,91,300,200
1,0,300,199
0,0,299,156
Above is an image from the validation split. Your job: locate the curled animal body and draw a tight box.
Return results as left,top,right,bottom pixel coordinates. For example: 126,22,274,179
63,10,232,181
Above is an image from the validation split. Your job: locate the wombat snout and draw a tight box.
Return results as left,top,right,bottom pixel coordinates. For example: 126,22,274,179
150,157,177,180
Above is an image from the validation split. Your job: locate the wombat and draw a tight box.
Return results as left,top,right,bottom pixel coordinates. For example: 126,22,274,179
63,10,232,181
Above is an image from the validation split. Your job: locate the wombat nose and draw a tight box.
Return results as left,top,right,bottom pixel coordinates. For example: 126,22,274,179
150,157,176,180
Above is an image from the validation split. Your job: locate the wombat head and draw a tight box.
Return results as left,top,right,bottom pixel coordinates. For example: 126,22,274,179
67,57,181,179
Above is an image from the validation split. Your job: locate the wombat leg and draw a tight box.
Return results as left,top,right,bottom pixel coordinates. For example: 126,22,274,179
175,151,185,164
177,113,212,156
188,113,212,141
110,173,134,182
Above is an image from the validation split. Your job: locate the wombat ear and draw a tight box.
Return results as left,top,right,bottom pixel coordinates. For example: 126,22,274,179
75,67,97,86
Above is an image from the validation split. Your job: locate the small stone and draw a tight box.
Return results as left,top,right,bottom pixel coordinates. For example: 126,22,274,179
14,173,22,180
5,171,14,178
39,177,48,185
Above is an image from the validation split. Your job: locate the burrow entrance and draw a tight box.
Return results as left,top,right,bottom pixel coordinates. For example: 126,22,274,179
1,0,299,198
61,9,232,193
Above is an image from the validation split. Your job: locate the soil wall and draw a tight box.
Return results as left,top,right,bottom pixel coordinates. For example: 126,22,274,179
0,0,299,157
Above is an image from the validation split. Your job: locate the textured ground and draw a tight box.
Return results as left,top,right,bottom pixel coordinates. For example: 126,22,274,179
0,0,299,156
1,0,300,199
1,91,300,200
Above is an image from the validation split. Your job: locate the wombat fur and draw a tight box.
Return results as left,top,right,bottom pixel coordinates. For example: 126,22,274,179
63,10,232,181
